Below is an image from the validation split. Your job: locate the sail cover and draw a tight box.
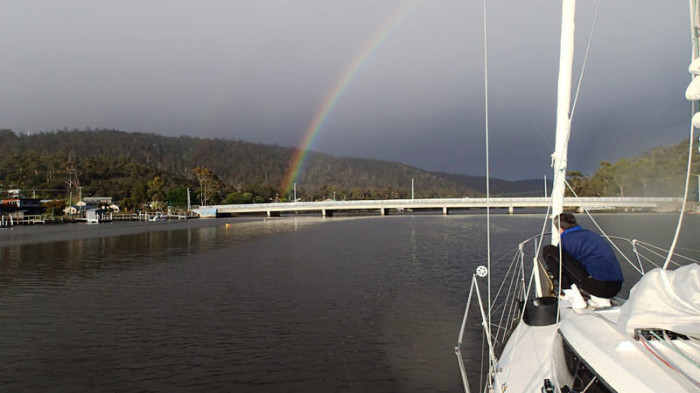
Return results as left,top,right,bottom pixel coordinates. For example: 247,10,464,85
618,264,700,338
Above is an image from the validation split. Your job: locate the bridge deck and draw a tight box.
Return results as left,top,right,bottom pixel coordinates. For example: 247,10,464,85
195,197,681,217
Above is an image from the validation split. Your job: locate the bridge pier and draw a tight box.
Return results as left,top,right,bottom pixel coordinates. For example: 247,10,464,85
322,209,334,217
443,207,449,215
578,206,585,213
267,210,280,217
508,206,514,214
380,208,389,216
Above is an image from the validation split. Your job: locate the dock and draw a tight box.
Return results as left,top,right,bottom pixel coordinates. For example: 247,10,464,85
0,214,56,227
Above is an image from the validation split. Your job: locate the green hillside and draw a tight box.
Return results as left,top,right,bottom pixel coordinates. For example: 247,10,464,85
567,140,699,198
0,129,482,208
4,128,673,210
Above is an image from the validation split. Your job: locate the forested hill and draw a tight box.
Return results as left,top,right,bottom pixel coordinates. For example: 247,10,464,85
567,139,700,198
0,129,547,206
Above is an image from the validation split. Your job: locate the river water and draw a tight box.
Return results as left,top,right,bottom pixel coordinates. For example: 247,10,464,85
1,213,698,393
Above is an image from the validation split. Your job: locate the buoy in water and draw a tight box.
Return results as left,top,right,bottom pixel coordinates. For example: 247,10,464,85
225,223,231,229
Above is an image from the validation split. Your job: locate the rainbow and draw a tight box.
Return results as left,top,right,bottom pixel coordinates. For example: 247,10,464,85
280,0,423,197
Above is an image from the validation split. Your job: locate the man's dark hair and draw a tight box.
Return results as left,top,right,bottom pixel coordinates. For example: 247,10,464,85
554,212,578,230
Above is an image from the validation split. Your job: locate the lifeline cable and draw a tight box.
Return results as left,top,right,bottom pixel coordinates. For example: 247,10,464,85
564,180,637,268
637,241,700,264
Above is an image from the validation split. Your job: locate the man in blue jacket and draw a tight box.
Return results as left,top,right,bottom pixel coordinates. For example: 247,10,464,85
542,213,624,299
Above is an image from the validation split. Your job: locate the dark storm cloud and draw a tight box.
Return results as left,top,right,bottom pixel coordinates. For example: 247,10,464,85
0,0,690,180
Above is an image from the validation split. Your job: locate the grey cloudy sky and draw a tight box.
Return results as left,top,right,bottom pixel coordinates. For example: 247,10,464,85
0,1,691,180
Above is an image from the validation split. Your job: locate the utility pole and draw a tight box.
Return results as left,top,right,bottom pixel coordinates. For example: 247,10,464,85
293,183,297,202
68,178,73,215
544,175,548,198
412,178,414,200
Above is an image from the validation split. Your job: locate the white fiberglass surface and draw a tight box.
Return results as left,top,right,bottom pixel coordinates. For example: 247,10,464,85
560,307,699,392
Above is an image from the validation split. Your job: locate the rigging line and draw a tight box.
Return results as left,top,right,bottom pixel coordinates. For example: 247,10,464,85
456,276,476,393
641,242,700,265
635,243,674,259
486,250,521,339
601,236,645,275
494,254,521,342
482,0,492,344
663,101,695,270
651,330,700,368
500,254,522,315
530,240,541,296
664,3,699,269
491,250,520,301
502,264,538,388
473,272,498,386
636,240,700,260
535,200,554,264
630,239,646,274
489,251,525,334
664,330,700,368
491,253,518,304
636,240,700,261
637,245,683,268
635,251,665,270
523,181,556,303
564,180,637,268
631,252,658,274
655,244,700,255
635,243,685,268
500,275,521,343
458,277,477,345
569,0,602,120
493,236,549,308
509,245,529,315
640,335,700,389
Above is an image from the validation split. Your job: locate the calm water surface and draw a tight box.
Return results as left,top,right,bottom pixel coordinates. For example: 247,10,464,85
1,213,698,393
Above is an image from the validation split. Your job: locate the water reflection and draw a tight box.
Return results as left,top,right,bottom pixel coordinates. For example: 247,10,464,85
0,213,698,393
0,217,332,288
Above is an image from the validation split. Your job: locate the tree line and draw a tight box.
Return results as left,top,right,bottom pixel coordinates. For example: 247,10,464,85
1,129,690,211
0,129,480,210
566,140,698,198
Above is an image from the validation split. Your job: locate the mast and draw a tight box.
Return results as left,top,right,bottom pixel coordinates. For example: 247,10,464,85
550,0,576,246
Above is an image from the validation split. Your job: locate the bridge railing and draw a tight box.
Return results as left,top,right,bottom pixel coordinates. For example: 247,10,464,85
206,197,681,211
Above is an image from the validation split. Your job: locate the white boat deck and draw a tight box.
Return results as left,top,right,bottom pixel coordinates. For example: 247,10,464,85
561,306,700,392
492,300,700,393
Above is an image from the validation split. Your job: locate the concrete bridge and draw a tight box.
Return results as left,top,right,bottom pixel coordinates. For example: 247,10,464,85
195,197,682,218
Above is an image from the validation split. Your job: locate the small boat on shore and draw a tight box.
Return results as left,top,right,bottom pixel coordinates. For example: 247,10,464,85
148,213,168,222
